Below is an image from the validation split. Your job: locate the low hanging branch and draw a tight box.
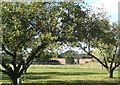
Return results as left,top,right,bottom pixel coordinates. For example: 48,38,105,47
79,44,109,68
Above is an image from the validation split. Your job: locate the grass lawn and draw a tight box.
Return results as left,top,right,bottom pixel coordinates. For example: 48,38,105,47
0,62,120,85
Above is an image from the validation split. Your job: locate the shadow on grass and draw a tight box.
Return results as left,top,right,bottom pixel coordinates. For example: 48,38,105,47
25,71,107,76
2,72,119,85
22,75,51,80
20,72,107,80
1,80,120,85
1,71,107,80
1,73,10,80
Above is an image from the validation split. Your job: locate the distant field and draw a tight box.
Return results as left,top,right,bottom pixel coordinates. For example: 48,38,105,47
0,62,120,85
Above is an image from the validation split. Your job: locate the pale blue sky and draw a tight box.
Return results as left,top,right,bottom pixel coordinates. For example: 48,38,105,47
84,0,119,23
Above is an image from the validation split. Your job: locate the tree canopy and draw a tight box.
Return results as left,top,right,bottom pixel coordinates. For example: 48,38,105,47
1,2,119,85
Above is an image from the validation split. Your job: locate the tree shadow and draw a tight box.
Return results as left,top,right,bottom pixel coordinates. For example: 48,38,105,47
1,71,106,81
22,75,51,80
25,71,107,76
1,80,119,85
21,72,107,80
2,72,119,85
1,73,10,80
44,80,120,85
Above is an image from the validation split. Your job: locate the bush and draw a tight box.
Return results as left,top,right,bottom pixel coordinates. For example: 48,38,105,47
65,57,75,64
47,60,61,65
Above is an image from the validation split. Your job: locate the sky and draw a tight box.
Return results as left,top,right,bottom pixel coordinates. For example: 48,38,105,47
84,0,120,23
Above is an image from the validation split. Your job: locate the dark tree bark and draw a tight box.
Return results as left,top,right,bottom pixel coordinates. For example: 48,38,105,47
76,58,80,64
1,42,48,84
2,70,20,85
24,63,31,74
11,77,18,85
24,66,28,74
108,69,114,78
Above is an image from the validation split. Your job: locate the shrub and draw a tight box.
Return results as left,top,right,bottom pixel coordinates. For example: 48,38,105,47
65,57,75,64
47,60,61,65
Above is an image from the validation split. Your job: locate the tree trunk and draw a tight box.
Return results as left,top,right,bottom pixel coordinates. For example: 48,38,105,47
108,69,113,78
24,64,30,74
11,77,18,85
24,68,27,74
76,58,79,64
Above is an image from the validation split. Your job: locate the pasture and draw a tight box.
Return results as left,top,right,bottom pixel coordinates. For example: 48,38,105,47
0,62,120,85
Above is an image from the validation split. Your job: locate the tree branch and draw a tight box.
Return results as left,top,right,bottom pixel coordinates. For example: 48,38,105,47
0,68,8,75
99,48,108,67
2,44,15,57
26,42,48,65
1,63,13,73
113,63,120,70
79,45,108,68
18,67,24,78
110,54,116,70
2,44,17,70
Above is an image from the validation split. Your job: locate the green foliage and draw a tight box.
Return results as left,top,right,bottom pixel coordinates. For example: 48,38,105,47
35,51,52,62
63,50,75,58
0,52,12,64
2,2,83,84
63,50,75,64
1,1,119,84
65,57,75,64
78,22,119,78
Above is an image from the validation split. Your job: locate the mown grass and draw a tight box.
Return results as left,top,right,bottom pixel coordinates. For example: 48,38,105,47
0,62,120,85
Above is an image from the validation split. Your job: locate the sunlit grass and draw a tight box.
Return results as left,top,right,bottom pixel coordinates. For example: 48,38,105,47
0,62,119,84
